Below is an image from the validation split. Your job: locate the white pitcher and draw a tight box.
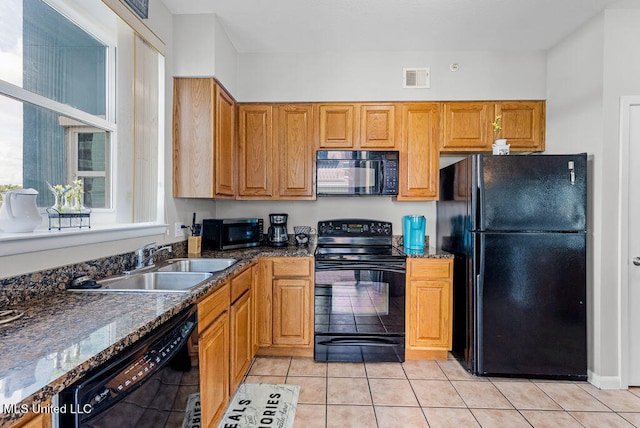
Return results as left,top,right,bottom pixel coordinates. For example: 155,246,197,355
0,188,42,233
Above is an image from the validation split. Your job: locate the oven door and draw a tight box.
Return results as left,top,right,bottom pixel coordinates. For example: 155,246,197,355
314,259,406,362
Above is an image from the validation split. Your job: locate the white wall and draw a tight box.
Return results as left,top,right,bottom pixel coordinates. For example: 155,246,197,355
547,9,640,387
237,50,547,102
171,13,239,94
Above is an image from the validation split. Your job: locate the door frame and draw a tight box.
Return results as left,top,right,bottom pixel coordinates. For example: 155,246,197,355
618,96,640,389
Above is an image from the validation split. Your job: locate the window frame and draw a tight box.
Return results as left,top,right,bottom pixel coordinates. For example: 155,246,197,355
65,126,111,209
0,0,167,257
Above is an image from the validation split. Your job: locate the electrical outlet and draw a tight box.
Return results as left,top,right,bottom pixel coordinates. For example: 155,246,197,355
174,222,185,238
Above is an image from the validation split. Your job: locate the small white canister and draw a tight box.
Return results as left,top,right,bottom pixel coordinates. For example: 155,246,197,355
492,139,510,155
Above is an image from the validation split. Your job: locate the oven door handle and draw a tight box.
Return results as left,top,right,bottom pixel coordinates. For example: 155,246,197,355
317,336,402,347
315,260,406,273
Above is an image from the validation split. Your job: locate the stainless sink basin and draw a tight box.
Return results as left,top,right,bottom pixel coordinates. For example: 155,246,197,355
157,258,238,273
94,272,213,292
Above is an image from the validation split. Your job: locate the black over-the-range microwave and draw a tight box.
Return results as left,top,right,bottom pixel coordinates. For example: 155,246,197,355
201,218,264,250
316,150,399,196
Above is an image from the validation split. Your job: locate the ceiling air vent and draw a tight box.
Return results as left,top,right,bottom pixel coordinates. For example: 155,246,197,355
403,67,430,89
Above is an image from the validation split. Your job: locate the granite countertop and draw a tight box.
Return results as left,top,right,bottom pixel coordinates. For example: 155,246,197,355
0,240,450,425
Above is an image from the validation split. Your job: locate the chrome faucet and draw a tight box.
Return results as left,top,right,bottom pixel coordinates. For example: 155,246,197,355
134,242,157,269
126,242,173,274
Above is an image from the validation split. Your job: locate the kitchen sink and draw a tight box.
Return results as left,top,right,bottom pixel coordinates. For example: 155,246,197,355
156,258,238,273
92,272,213,293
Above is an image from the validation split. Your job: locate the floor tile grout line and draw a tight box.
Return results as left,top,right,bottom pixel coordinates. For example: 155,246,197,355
574,381,628,414
324,371,328,428
247,356,640,427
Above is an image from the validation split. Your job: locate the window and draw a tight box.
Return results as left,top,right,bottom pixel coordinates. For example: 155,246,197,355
0,0,163,225
0,0,115,210
66,126,109,208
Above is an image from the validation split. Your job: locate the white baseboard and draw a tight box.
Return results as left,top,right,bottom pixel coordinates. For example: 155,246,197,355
588,370,623,390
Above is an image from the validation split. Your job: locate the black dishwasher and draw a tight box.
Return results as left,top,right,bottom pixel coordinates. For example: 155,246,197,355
58,306,199,428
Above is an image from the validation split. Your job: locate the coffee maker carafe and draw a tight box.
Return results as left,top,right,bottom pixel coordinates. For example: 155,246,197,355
267,213,289,247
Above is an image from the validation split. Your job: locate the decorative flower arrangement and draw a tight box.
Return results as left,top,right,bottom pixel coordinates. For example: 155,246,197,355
47,180,87,213
492,115,502,140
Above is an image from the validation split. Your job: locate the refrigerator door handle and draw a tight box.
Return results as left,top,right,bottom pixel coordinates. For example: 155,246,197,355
475,155,483,230
568,161,576,185
475,233,485,372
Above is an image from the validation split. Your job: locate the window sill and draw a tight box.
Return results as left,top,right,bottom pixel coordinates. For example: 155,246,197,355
0,223,168,257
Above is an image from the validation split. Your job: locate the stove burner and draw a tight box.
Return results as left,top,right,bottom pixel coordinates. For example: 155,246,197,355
0,310,24,326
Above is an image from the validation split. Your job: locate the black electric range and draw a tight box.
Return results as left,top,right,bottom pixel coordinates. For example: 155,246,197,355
314,219,406,363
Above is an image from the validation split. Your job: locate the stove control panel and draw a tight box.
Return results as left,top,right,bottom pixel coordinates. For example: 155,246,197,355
317,219,392,237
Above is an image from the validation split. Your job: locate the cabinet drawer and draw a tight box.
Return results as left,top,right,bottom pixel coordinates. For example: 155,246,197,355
272,258,312,277
408,259,452,279
198,281,230,334
230,266,252,304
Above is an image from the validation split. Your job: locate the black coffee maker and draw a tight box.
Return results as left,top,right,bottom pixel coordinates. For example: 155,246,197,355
267,213,289,247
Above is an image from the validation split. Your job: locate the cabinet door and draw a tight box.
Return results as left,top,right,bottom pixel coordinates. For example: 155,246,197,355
408,279,452,349
214,85,236,197
495,101,545,151
406,259,453,357
276,105,315,198
9,401,52,428
230,291,252,393
251,263,260,356
273,278,312,346
441,102,493,151
172,78,214,197
398,103,440,200
318,104,357,148
238,105,273,197
254,259,273,347
199,312,230,428
360,104,398,149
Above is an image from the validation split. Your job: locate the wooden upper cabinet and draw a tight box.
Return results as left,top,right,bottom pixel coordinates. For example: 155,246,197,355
172,77,236,198
214,85,236,197
318,104,356,148
495,101,545,151
441,102,492,152
277,105,315,199
397,103,440,201
238,105,274,197
360,104,398,149
317,103,399,149
441,100,545,153
173,78,215,198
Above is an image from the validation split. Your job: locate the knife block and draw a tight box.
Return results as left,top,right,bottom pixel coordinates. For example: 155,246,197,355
188,236,202,255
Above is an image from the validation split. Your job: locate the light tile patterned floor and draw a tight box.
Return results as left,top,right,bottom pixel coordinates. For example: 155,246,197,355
242,355,640,427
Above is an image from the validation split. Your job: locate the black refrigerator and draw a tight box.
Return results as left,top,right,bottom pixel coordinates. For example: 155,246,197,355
437,154,587,380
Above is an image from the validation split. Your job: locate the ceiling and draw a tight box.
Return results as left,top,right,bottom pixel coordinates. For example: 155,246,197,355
159,0,637,53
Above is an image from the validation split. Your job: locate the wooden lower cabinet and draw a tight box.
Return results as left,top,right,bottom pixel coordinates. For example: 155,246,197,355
199,311,230,428
405,258,453,360
255,257,314,356
273,278,311,346
198,281,230,428
197,263,259,428
230,290,252,392
7,401,52,428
